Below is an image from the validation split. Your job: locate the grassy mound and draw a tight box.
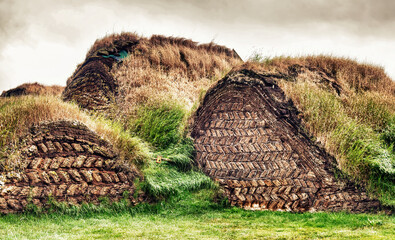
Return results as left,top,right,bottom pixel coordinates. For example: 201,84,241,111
2,32,394,211
78,33,242,200
103,33,240,115
2,33,241,209
1,83,64,98
0,96,219,209
245,55,395,206
65,32,241,114
0,95,149,171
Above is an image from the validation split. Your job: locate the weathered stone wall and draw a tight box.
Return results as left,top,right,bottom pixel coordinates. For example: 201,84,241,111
192,69,381,213
0,121,140,214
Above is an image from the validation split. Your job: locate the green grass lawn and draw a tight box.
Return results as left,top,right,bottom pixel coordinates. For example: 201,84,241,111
0,191,393,240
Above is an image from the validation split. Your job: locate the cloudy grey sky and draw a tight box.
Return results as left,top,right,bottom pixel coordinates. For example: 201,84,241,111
1,0,395,92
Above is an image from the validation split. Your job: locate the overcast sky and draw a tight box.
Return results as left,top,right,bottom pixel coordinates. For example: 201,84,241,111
1,0,395,92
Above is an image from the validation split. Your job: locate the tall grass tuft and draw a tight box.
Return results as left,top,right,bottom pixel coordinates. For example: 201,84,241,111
127,99,216,198
155,138,195,171
0,82,64,97
143,163,216,199
130,102,186,150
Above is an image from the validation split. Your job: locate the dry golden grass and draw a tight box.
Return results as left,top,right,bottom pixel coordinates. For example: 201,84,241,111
87,32,238,59
1,83,64,97
246,55,395,95
92,33,243,116
246,55,395,128
113,54,237,115
86,32,140,58
70,32,242,118
0,96,92,140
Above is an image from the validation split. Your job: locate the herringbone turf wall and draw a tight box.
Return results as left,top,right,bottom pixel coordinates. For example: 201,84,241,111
0,121,140,214
192,69,381,212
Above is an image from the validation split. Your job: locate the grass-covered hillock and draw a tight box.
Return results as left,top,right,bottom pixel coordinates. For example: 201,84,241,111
0,94,219,204
0,95,149,172
245,55,395,206
2,33,240,211
79,33,242,201
111,53,395,209
1,31,394,213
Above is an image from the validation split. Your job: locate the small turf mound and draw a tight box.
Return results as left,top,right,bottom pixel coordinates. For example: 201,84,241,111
1,83,64,98
192,69,382,213
0,120,143,214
